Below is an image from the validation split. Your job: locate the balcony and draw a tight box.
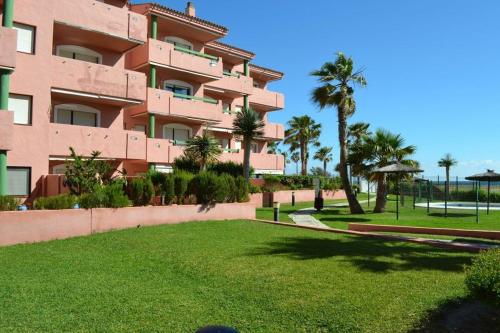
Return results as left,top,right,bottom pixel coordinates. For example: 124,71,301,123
128,39,223,82
219,151,284,170
0,26,16,70
130,88,223,123
0,111,14,151
146,139,184,164
262,122,284,141
205,72,253,97
50,56,147,105
250,88,285,111
53,0,147,50
48,123,146,160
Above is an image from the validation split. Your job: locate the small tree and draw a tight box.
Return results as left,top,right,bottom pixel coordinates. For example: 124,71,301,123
233,108,265,180
438,153,457,199
184,131,222,171
314,146,333,175
64,147,119,195
284,115,321,175
291,152,300,175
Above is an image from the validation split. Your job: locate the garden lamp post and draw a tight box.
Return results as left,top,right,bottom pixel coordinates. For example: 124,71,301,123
372,163,423,220
465,169,500,222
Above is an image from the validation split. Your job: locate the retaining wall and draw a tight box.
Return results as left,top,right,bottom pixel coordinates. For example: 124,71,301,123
250,190,347,207
0,203,256,246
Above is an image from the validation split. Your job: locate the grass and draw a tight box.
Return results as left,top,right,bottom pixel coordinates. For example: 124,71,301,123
0,220,484,332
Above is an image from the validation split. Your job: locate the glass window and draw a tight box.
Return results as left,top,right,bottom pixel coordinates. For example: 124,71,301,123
219,139,229,149
166,38,192,50
163,125,191,141
234,140,242,150
55,106,98,127
164,83,191,96
57,46,101,64
8,94,32,125
132,125,146,133
13,23,35,54
7,167,30,196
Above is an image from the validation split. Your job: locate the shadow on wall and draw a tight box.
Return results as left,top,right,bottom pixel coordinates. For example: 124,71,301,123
408,297,500,333
247,236,473,273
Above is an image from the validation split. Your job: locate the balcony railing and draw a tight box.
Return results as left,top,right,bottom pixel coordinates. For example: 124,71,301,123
0,27,17,70
223,70,241,78
250,87,285,111
173,93,218,105
174,45,219,61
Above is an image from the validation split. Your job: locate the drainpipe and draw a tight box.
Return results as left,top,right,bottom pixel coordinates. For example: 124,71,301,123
148,14,158,171
243,59,249,76
0,0,14,195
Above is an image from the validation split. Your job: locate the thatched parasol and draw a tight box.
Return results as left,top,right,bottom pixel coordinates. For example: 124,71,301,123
465,169,500,219
372,163,423,220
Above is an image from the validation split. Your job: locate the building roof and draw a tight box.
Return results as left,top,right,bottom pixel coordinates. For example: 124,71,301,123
249,64,284,81
205,41,255,60
137,2,228,37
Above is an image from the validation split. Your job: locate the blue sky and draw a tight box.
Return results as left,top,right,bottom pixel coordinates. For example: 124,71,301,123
140,0,500,178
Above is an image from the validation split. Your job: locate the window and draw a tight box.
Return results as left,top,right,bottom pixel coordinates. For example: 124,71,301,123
132,124,146,133
54,104,100,127
234,140,242,151
7,167,31,196
219,138,229,150
251,143,258,153
234,106,242,113
13,23,35,54
52,164,66,175
222,102,231,113
163,80,193,96
165,36,193,50
56,45,102,64
8,94,32,125
163,123,192,142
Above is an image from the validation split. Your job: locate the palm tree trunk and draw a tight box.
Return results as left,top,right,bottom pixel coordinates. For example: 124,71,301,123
323,160,327,175
243,138,251,180
300,141,307,176
373,175,387,213
446,167,450,200
338,107,364,214
295,162,298,175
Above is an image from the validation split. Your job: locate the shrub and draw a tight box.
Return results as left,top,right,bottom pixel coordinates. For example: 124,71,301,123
147,170,167,195
162,174,175,205
79,182,130,209
249,183,262,194
173,155,200,174
174,171,193,204
465,249,500,303
262,175,282,192
0,195,18,211
208,161,253,178
217,173,236,203
34,194,77,210
234,176,249,202
129,177,154,206
189,172,221,204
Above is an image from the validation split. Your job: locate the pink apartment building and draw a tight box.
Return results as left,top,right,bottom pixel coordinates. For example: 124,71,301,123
0,0,285,200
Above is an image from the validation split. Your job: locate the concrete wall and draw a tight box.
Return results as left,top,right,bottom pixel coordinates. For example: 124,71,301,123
348,223,500,240
0,203,256,246
250,189,347,207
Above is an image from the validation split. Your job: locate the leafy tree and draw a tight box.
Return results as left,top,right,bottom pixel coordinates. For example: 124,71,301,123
184,131,222,171
310,166,332,177
347,122,372,187
311,52,366,214
284,115,321,176
438,153,457,200
64,147,120,195
314,146,333,175
233,108,265,180
267,141,278,154
291,152,300,175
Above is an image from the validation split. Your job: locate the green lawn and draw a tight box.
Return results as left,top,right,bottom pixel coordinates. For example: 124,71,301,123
0,220,483,332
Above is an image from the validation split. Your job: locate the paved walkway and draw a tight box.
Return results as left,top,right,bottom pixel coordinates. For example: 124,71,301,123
288,198,372,229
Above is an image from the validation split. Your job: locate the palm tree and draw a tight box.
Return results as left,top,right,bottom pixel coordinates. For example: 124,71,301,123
311,52,367,214
284,115,321,175
314,147,333,176
278,149,290,174
233,107,265,180
348,122,371,189
267,141,278,154
291,152,300,175
184,131,222,171
355,129,417,213
438,153,457,200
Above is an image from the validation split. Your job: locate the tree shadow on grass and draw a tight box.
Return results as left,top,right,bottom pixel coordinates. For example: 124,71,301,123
429,212,477,218
409,297,500,332
248,236,473,273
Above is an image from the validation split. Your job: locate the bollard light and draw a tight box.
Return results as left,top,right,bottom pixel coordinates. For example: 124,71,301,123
291,191,295,206
273,201,280,222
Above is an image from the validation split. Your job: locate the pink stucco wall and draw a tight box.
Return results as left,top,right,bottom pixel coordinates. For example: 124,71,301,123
0,111,14,151
0,26,17,70
0,203,256,247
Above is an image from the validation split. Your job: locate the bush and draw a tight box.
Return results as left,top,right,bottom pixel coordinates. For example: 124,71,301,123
465,249,500,303
129,177,154,206
79,182,130,209
174,171,193,204
208,161,253,178
162,174,175,205
0,195,18,211
249,183,262,194
262,175,282,192
234,176,249,202
217,173,236,203
173,155,200,174
189,172,221,204
34,194,77,210
147,170,167,195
